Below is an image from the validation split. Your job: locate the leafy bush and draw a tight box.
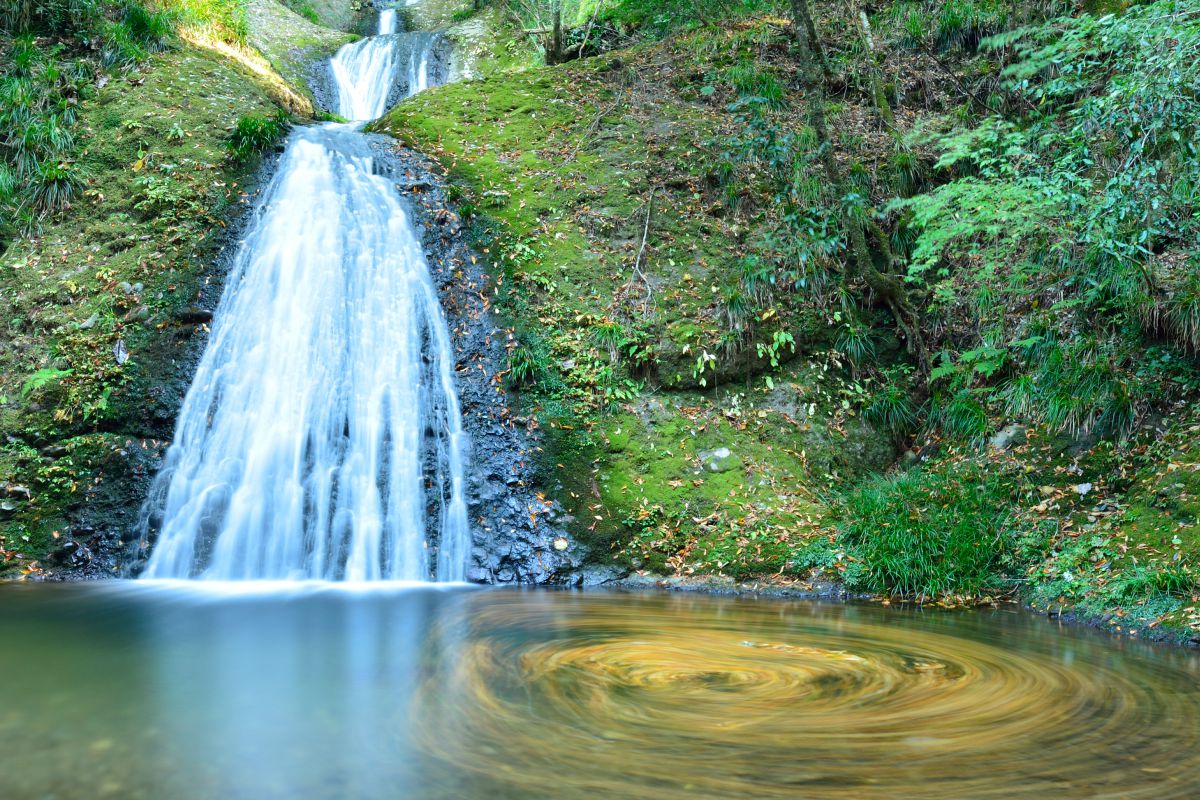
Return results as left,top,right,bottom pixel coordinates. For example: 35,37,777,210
28,158,84,213
891,2,1200,440
839,463,1021,597
1,0,102,36
227,110,290,161
159,0,248,43
1,2,177,240
0,36,96,238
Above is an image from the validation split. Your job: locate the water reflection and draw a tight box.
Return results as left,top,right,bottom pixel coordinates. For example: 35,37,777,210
0,585,1197,799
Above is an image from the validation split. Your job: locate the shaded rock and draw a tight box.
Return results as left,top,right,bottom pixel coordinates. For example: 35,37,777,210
1,483,32,501
698,447,740,474
173,307,213,325
990,424,1028,451
50,540,93,569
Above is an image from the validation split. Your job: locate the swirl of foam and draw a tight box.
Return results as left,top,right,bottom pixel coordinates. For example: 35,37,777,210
411,593,1200,799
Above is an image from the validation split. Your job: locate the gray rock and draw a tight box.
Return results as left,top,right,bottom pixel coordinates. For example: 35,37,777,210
0,484,32,500
990,424,1028,451
698,447,740,473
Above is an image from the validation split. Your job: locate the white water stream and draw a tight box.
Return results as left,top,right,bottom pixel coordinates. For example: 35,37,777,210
331,9,442,120
141,9,469,582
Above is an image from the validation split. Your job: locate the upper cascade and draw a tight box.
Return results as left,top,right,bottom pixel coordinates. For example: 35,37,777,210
379,8,397,35
329,7,446,122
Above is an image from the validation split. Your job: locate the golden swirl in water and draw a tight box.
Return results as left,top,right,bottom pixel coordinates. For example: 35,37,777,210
412,592,1200,800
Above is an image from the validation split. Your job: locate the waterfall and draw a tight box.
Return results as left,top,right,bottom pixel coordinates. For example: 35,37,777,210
141,12,469,582
329,12,445,120
406,33,435,97
379,9,397,35
329,34,400,121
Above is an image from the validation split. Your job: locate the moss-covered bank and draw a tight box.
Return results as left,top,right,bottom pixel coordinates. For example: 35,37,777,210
0,26,303,576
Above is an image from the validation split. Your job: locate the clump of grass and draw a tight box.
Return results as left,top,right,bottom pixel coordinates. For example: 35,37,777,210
227,110,290,161
282,0,320,24
839,463,1021,598
28,159,85,214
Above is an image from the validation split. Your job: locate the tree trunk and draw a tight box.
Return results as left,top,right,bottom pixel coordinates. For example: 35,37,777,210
856,9,896,130
789,0,926,364
549,3,564,65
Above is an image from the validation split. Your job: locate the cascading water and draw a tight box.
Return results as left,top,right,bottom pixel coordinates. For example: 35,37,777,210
379,8,398,35
405,32,441,97
140,10,469,582
330,8,445,120
329,12,402,121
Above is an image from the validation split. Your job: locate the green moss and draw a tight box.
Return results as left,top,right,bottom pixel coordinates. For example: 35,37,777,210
1024,427,1200,642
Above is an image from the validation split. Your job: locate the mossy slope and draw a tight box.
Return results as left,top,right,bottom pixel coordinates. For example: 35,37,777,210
375,22,896,578
0,41,290,576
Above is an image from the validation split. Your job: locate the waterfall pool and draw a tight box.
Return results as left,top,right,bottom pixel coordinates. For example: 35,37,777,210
0,584,1197,799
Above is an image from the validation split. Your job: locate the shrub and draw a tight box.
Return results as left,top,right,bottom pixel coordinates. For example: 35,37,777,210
282,0,319,24
28,159,84,214
839,463,1021,597
227,110,290,161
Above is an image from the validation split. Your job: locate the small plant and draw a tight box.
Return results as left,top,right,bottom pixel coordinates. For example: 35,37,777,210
865,371,919,438
283,0,320,24
28,159,84,214
227,110,290,161
839,463,1021,598
21,367,72,398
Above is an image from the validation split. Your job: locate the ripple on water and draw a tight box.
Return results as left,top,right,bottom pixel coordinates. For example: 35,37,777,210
413,592,1200,800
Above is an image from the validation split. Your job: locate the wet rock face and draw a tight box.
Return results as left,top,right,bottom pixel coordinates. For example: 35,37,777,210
370,137,580,585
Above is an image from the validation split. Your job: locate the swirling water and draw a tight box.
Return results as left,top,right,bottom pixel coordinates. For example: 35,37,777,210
1,585,1198,800
141,14,468,581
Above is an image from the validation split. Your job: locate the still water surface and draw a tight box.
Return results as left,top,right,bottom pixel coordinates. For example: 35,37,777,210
1,584,1198,799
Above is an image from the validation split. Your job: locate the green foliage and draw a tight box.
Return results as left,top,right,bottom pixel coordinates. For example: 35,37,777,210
21,367,72,399
722,99,840,303
0,2,178,240
888,0,1070,53
227,110,289,161
158,0,248,43
0,36,94,238
602,0,782,38
865,367,919,437
839,463,1021,597
1,0,103,36
28,158,85,213
506,334,544,387
894,1,1200,440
